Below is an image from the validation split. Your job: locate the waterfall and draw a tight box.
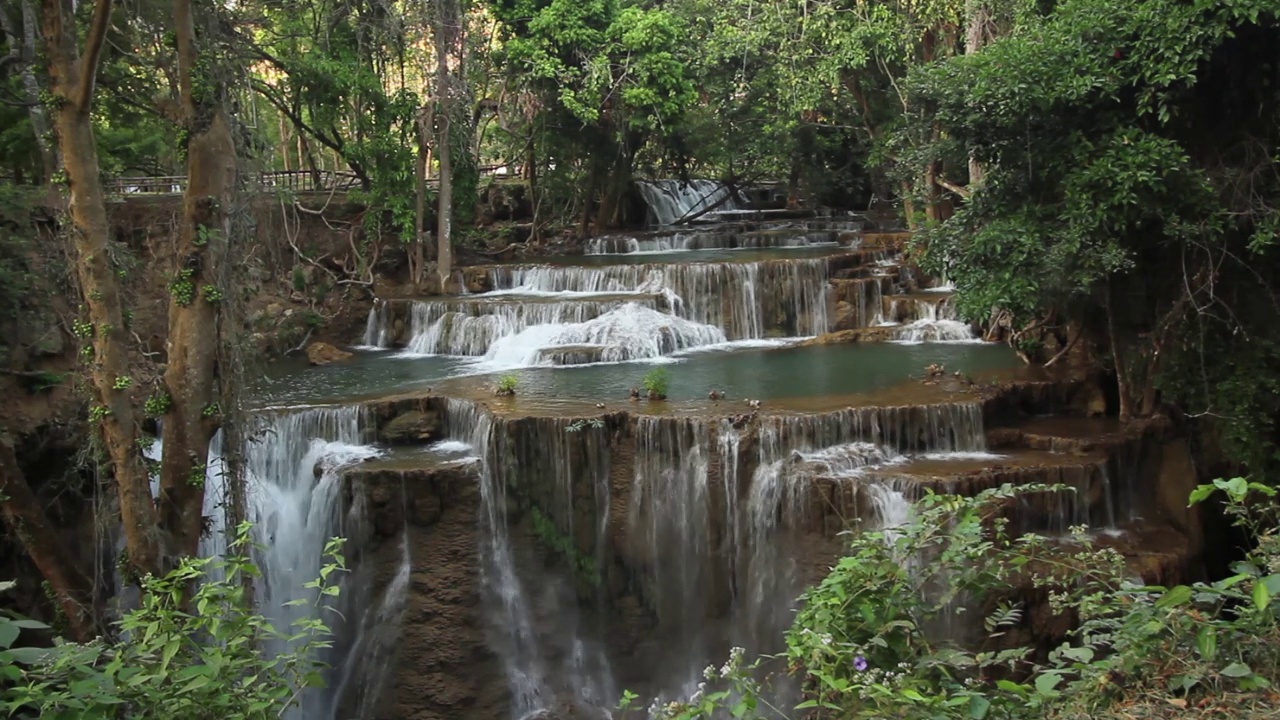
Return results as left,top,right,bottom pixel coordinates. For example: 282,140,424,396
359,299,391,349
489,257,833,339
244,405,381,720
894,320,979,343
628,417,716,697
403,296,662,356
584,228,836,255
635,179,745,226
443,400,550,717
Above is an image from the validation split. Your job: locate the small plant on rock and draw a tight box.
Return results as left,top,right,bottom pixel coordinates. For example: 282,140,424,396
641,367,670,400
495,374,519,396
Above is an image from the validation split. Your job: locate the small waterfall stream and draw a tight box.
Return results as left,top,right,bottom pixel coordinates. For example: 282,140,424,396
635,179,745,226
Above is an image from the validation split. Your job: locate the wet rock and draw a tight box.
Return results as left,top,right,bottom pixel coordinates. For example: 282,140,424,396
797,327,895,346
305,341,353,365
380,410,443,444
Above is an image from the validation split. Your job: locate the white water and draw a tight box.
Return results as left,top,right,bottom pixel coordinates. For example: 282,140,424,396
636,179,745,226
358,300,392,349
243,406,382,720
893,319,981,343
480,303,728,368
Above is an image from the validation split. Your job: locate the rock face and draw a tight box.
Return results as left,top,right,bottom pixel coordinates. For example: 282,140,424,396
340,460,507,720
380,410,443,444
306,341,353,365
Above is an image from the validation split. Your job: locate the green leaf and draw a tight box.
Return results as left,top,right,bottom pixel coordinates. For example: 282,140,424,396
1254,581,1271,611
1221,662,1252,678
1187,485,1216,506
969,694,991,719
1196,627,1217,660
1062,646,1095,663
1034,672,1063,696
0,620,20,649
1156,585,1193,609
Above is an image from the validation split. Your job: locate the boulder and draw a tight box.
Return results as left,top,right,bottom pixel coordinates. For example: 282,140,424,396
380,410,443,444
305,341,353,365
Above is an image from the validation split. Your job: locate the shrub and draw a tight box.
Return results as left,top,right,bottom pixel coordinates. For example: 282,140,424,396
495,374,518,396
630,480,1280,720
641,367,670,399
1,523,343,719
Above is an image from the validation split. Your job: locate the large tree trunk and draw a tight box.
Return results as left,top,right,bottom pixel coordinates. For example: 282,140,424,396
964,0,992,186
157,0,237,561
1,1,58,180
42,0,162,579
0,442,96,641
412,109,428,287
432,0,459,290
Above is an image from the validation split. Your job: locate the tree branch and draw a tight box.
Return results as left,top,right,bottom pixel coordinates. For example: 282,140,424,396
935,175,973,200
75,0,114,113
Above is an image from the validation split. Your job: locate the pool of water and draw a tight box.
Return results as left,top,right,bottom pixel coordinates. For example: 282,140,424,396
251,351,471,408
252,341,1018,410
510,244,850,267
439,341,1020,405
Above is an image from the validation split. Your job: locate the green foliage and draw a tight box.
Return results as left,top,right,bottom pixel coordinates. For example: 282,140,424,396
144,392,172,417
495,374,519,396
291,267,306,293
170,269,197,307
1,525,343,719
641,367,670,398
529,506,600,587
637,483,1280,720
904,0,1280,473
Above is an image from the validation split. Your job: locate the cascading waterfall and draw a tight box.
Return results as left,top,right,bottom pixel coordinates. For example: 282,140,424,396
628,417,717,697
359,299,391,349
636,179,745,226
403,296,662,357
243,405,381,720
584,228,836,255
444,399,551,716
482,303,727,367
489,257,832,339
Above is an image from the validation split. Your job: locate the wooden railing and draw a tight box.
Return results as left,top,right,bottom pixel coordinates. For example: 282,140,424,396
104,164,513,197
103,170,363,196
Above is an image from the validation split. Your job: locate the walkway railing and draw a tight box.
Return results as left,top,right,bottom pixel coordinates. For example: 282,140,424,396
105,164,513,196
103,170,362,196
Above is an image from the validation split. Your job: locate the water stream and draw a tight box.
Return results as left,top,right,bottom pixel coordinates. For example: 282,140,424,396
216,211,1140,718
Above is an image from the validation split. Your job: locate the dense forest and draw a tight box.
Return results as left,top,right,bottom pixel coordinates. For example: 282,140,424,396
1,0,1278,718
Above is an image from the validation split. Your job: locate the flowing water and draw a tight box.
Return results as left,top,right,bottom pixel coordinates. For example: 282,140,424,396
213,212,1143,718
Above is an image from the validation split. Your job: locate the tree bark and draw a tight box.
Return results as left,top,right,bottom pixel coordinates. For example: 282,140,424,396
1106,277,1132,420
413,109,429,286
157,0,236,561
0,441,97,641
964,0,992,186
432,0,458,290
1,1,58,181
41,0,162,579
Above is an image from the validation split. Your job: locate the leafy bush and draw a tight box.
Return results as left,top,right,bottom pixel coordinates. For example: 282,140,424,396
495,374,518,396
641,367,670,399
1,524,343,719
631,480,1280,720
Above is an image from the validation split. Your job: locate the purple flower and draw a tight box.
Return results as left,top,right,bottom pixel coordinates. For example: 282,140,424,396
854,656,868,672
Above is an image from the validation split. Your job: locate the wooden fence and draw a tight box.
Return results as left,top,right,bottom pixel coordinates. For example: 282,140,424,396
104,164,512,197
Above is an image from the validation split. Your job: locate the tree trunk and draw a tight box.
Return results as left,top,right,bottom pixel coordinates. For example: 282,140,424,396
964,0,991,186
41,0,162,579
432,0,458,290
0,441,97,641
157,0,237,561
413,109,428,287
1,1,58,181
1106,277,1132,420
